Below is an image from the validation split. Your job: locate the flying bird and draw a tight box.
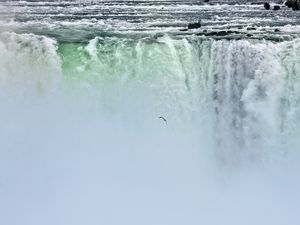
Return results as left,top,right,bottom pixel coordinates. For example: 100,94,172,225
159,116,167,125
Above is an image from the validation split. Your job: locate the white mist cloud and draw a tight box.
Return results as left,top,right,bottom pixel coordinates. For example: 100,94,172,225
0,95,299,225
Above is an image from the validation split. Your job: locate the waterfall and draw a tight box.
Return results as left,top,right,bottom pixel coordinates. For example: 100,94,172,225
1,32,300,162
1,31,300,225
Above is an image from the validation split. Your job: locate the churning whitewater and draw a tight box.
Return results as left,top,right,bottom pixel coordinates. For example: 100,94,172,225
0,1,300,225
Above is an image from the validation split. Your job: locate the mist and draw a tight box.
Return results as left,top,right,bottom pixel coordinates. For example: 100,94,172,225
0,88,299,225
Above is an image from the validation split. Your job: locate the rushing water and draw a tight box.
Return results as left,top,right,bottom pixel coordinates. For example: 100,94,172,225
1,1,300,225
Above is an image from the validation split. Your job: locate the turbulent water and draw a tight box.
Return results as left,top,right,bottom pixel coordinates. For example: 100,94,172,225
1,1,300,225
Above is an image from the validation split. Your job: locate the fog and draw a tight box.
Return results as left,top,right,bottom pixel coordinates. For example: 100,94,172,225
0,95,299,225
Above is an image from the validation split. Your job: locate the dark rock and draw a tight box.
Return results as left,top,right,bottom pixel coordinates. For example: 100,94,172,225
188,21,201,29
199,30,241,36
274,28,280,32
292,5,300,10
273,5,281,10
285,1,291,7
153,33,164,39
285,0,298,8
204,0,209,2
179,28,188,32
247,27,256,30
264,3,271,10
203,29,207,32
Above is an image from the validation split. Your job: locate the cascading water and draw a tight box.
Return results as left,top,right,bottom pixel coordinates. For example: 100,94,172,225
1,1,300,225
2,32,299,161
